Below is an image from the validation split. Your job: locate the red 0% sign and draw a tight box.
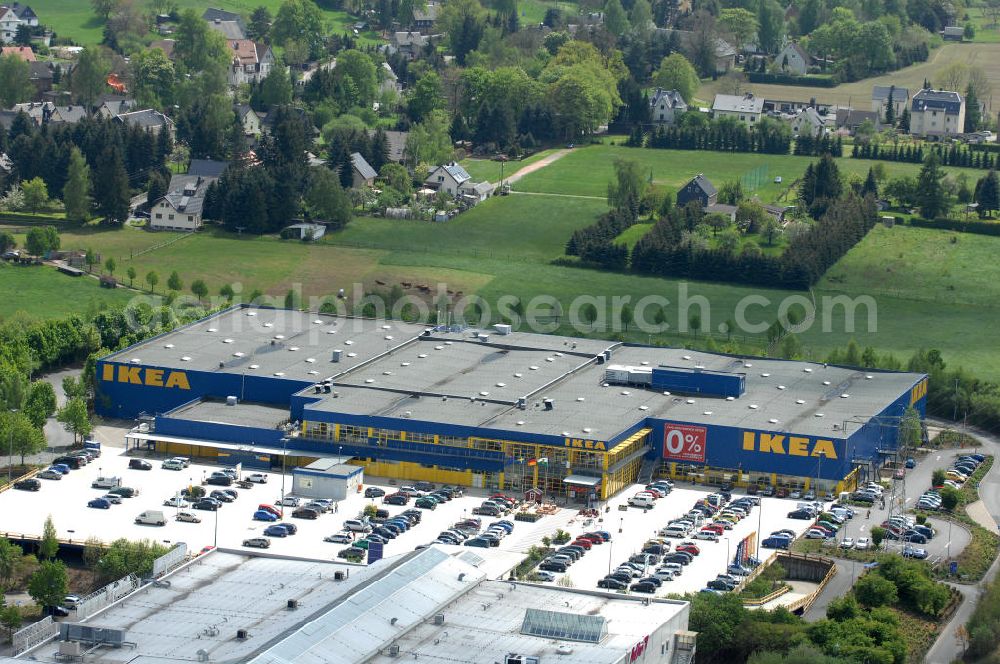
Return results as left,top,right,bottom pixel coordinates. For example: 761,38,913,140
662,423,707,462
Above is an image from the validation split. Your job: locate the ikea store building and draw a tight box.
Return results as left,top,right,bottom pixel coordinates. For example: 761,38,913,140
96,306,928,501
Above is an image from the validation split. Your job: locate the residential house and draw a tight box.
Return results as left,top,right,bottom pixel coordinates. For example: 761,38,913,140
367,129,408,163
259,105,318,138
705,203,737,220
835,108,880,133
425,162,471,196
235,103,261,136
392,31,429,60
226,39,274,86
871,85,909,119
909,88,965,137
412,3,438,33
459,180,494,205
349,152,377,189
96,95,135,118
649,88,687,125
712,93,764,125
677,174,718,208
12,101,85,125
380,61,400,95
789,106,830,137
187,159,229,179
115,109,174,137
763,204,789,223
150,175,210,231
940,26,963,41
27,60,51,95
149,38,175,59
206,18,245,40
775,42,811,75
1,44,32,59
0,3,37,44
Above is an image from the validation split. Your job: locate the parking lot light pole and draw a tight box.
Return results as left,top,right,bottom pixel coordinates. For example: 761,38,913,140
214,506,218,548
280,437,288,518
7,408,17,483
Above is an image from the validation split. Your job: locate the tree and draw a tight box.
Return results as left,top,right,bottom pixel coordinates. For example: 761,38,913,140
940,485,960,511
965,83,981,132
407,71,445,123
219,283,235,302
379,163,413,197
603,0,629,36
916,152,949,219
439,0,487,64
104,257,116,276
63,147,92,224
255,66,293,108
132,47,175,109
861,167,879,198
404,110,453,167
607,158,647,221
854,572,898,607
870,525,886,549
936,61,968,94
93,539,170,584
0,410,43,463
56,397,91,444
91,0,121,20
336,50,378,108
653,53,700,103
146,170,167,209
248,6,273,40
93,143,130,224
190,279,208,301
899,107,910,132
21,177,48,213
40,516,58,560
0,538,23,589
271,0,326,57
932,468,946,487
756,0,784,54
24,226,60,257
304,168,353,230
145,270,159,292
0,54,32,108
718,8,758,51
975,170,1000,218
173,10,230,78
27,560,68,610
71,48,111,109
23,380,56,429
0,232,13,254
0,604,22,640
167,270,183,292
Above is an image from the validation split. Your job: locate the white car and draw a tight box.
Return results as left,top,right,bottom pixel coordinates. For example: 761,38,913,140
278,496,300,507
839,537,854,549
324,532,354,543
246,473,268,483
693,530,719,541
163,497,190,508
176,511,201,523
162,459,184,471
854,537,871,550
102,494,123,505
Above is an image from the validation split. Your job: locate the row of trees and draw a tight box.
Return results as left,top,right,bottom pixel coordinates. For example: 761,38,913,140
852,141,1000,171
638,116,794,155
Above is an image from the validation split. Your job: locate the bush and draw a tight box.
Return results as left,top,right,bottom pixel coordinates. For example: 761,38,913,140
747,72,838,87
854,573,898,607
553,529,571,545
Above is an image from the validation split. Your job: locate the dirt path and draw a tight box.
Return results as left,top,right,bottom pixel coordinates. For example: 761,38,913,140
499,148,572,186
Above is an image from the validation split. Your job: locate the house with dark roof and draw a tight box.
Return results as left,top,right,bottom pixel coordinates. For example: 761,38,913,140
788,106,831,137
226,39,274,86
775,42,811,75
0,3,38,44
677,174,717,208
12,101,85,125
835,108,880,133
149,38,175,59
367,129,408,163
115,108,174,137
26,59,51,95
207,18,245,40
909,88,965,137
150,175,211,231
425,162,471,197
391,31,429,60
188,159,230,179
871,85,909,118
202,8,245,30
940,26,964,41
413,3,438,32
235,103,261,136
349,152,377,188
650,88,687,125
96,96,135,118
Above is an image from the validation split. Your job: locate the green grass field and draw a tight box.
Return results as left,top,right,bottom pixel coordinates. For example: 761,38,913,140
32,0,369,46
0,263,133,321
460,150,557,184
5,144,1000,379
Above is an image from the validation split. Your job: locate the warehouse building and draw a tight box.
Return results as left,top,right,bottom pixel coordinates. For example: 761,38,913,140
17,546,695,664
98,306,927,500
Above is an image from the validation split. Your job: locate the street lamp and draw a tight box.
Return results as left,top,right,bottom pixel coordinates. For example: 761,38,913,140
7,408,17,484
280,437,288,518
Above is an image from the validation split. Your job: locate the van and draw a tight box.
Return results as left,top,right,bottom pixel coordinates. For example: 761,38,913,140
162,459,184,470
91,476,121,489
135,510,167,526
661,526,687,538
628,495,655,508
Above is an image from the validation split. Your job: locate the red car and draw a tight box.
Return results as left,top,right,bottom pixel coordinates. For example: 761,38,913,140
571,538,593,550
257,503,280,517
676,543,700,556
578,533,603,545
701,524,725,535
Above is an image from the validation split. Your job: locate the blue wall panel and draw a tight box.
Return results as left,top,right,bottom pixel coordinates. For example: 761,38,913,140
155,414,285,446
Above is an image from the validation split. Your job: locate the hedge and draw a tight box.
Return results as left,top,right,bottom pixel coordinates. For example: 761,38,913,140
906,216,1000,237
747,72,838,87
0,212,71,225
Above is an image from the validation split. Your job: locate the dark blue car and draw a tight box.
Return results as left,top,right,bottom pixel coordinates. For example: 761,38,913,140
264,524,290,537
88,498,111,509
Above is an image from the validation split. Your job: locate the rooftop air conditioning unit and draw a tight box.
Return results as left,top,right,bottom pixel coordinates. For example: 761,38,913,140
226,395,238,406
332,349,343,363
236,629,249,640
433,613,445,625
287,599,299,610
334,571,345,581
58,642,83,657
388,644,400,657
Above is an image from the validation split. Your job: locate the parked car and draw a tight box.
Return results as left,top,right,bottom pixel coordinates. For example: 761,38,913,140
324,532,354,544
840,537,855,549
464,537,492,548
854,537,871,550
539,560,568,573
264,524,290,538
210,490,235,503
534,571,556,582
162,459,185,470
384,493,409,506
278,522,298,535
206,475,232,486
88,498,111,509
364,486,386,498
177,511,201,523
415,497,438,510
14,478,41,491
902,545,928,559
293,507,321,520
246,473,268,483
243,537,271,548
193,499,220,511
343,519,371,533
254,509,279,521
37,469,62,481
905,457,916,469
102,494,123,505
128,459,152,470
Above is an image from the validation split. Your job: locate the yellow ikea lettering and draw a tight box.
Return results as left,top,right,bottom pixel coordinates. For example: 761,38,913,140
117,365,142,384
759,434,785,454
102,364,114,381
164,371,190,389
144,368,164,387
742,431,756,451
788,437,809,456
910,379,928,405
564,438,607,451
812,440,836,458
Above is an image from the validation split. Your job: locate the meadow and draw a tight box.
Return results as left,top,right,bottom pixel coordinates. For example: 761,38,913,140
0,262,134,320
3,143,1000,378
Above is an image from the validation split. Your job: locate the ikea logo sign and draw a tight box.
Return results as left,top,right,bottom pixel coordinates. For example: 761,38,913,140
742,432,837,459
101,364,191,389
910,378,928,406
564,438,607,451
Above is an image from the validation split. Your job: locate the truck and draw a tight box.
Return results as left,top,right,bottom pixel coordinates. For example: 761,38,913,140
92,476,122,489
135,510,167,526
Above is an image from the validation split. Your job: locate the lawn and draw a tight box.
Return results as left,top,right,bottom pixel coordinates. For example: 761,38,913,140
0,263,133,321
614,223,653,249
31,0,369,46
518,0,579,24
696,42,1000,108
460,149,558,184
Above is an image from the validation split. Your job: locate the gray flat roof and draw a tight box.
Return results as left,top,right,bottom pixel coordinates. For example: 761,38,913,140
166,400,289,429
105,308,430,383
304,331,922,442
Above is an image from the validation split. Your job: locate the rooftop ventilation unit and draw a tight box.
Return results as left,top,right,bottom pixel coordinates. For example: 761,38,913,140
494,324,512,335
197,649,209,662
287,599,299,610
543,399,554,411
226,395,238,406
516,398,526,409
323,385,331,393
433,613,445,625
332,349,342,363
388,645,400,657
334,571,346,581
478,333,490,343
236,629,249,640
